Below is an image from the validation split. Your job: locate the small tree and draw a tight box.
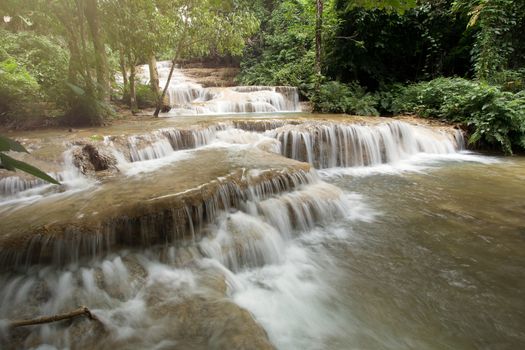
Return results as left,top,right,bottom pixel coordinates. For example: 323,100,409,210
153,0,259,116
103,0,168,113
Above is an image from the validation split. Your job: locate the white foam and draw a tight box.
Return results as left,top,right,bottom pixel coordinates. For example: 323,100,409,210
233,242,348,350
319,151,502,178
119,150,193,176
138,61,301,116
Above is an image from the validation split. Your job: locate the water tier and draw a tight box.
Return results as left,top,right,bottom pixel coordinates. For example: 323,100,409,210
4,116,522,350
0,118,463,267
138,61,301,115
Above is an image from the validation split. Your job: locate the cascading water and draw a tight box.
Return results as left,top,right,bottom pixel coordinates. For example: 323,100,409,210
3,113,520,350
0,171,356,349
272,120,464,169
0,119,463,214
0,149,94,204
138,62,301,115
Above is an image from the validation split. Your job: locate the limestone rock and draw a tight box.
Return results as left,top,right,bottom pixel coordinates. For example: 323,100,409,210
72,143,118,175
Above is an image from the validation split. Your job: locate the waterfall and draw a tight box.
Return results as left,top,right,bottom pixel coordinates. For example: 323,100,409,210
0,114,475,349
138,62,301,115
91,120,465,168
272,121,464,169
110,125,227,162
200,181,347,272
0,168,317,268
0,169,354,347
0,150,93,200
0,120,464,200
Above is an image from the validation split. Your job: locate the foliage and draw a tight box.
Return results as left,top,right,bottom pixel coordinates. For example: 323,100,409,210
0,58,41,122
490,69,525,93
314,81,379,115
238,0,332,97
135,84,157,109
62,83,113,126
0,135,60,184
2,0,111,125
122,83,157,109
0,28,68,102
325,0,473,89
239,0,373,98
0,29,68,125
452,0,525,80
389,77,525,153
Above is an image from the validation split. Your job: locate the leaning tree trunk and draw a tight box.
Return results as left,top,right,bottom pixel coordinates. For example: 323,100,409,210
153,58,177,117
85,0,110,102
314,0,324,97
119,49,128,90
129,63,138,113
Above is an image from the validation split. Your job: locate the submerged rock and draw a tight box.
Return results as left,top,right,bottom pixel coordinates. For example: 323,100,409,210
149,297,275,350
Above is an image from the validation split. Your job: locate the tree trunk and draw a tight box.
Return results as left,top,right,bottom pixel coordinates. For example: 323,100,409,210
148,54,160,98
76,1,95,96
129,63,138,114
85,0,110,101
153,59,176,117
119,49,128,90
314,0,324,95
67,39,81,85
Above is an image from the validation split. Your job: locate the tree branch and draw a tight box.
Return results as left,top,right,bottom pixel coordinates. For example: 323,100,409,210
8,306,102,329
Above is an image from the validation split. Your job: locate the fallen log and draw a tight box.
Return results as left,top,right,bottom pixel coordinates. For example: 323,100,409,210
8,306,101,328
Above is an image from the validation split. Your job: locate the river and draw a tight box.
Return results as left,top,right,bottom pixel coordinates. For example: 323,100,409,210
237,155,525,349
0,63,523,349
0,115,523,349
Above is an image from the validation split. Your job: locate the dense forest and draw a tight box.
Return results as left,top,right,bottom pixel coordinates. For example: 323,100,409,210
1,0,524,153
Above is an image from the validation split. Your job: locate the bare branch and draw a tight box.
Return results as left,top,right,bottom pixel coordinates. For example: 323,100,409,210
8,306,102,329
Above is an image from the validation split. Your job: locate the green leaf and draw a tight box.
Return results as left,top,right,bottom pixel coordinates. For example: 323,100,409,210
0,154,60,185
0,135,29,153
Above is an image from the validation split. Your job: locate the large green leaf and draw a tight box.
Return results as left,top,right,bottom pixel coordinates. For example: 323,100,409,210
0,135,29,153
0,153,60,185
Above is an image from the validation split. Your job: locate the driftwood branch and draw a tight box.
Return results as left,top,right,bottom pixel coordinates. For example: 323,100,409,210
8,306,101,329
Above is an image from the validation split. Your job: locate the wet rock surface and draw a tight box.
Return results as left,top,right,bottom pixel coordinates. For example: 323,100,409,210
0,145,312,268
0,115,462,269
72,142,118,175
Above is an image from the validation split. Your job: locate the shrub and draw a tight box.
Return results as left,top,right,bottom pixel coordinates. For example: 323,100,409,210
0,29,68,103
135,83,157,109
121,83,157,109
313,81,379,116
0,58,41,123
491,69,525,92
374,84,406,115
62,83,113,126
388,78,525,153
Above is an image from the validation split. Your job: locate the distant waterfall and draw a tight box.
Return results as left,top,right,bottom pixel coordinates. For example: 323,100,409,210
138,61,301,115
